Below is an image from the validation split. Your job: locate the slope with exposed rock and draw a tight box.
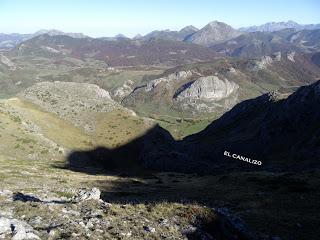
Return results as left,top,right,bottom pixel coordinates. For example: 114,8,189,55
123,54,320,116
185,21,242,46
140,80,320,173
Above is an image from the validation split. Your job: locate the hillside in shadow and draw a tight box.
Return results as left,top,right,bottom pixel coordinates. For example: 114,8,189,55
63,124,177,175
63,80,320,176
56,80,320,240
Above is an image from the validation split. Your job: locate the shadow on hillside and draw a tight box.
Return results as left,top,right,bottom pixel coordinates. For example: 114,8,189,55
60,124,175,176
54,124,319,240
56,125,254,239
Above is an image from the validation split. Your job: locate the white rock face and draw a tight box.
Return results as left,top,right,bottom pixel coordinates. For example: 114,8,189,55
145,71,193,92
274,52,282,61
256,56,273,69
0,54,16,70
113,80,134,98
176,76,239,101
40,46,60,54
251,53,281,70
287,52,296,62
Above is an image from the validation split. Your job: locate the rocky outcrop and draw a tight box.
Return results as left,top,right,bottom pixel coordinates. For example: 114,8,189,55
175,76,239,101
113,80,134,99
18,81,127,132
0,217,40,240
287,51,296,62
250,53,282,70
73,188,101,201
145,70,193,92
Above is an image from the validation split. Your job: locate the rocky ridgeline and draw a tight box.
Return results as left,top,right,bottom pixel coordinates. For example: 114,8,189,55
144,70,194,92
125,69,240,114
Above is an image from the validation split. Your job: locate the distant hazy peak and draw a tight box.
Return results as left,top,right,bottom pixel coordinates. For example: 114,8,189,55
239,20,320,32
179,25,199,33
33,29,88,38
185,20,242,46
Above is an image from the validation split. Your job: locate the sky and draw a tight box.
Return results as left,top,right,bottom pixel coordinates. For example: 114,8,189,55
0,0,319,37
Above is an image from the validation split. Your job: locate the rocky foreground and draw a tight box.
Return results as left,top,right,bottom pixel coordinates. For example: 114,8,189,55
0,187,256,240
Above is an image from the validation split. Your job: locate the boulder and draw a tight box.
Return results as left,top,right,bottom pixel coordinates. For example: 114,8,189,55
0,217,39,240
73,188,101,201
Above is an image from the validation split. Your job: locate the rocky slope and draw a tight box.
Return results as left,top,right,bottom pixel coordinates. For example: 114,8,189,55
17,81,141,134
185,21,242,46
149,79,320,173
123,54,320,116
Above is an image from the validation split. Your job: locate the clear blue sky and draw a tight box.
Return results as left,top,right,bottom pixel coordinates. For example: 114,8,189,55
1,0,319,37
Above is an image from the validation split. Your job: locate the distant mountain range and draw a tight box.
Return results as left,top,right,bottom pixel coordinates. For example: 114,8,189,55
139,25,199,42
211,28,320,57
8,34,218,67
0,29,87,49
1,20,319,50
239,20,320,32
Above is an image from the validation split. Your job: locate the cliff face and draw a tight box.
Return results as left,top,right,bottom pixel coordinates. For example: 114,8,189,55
175,76,239,101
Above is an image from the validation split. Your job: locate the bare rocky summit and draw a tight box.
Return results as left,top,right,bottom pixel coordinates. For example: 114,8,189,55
185,21,242,46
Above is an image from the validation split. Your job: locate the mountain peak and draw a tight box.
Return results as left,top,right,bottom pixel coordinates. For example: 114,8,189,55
206,20,229,28
239,21,304,32
33,29,87,38
185,20,241,46
115,34,129,39
179,25,198,33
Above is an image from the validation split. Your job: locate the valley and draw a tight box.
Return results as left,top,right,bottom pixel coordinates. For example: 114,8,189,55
0,16,319,240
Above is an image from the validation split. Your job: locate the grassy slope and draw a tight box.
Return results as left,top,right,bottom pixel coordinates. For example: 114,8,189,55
0,98,319,239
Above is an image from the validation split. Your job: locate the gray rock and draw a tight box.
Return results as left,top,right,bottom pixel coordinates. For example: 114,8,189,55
176,76,239,101
0,217,40,240
143,226,156,233
73,188,101,201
